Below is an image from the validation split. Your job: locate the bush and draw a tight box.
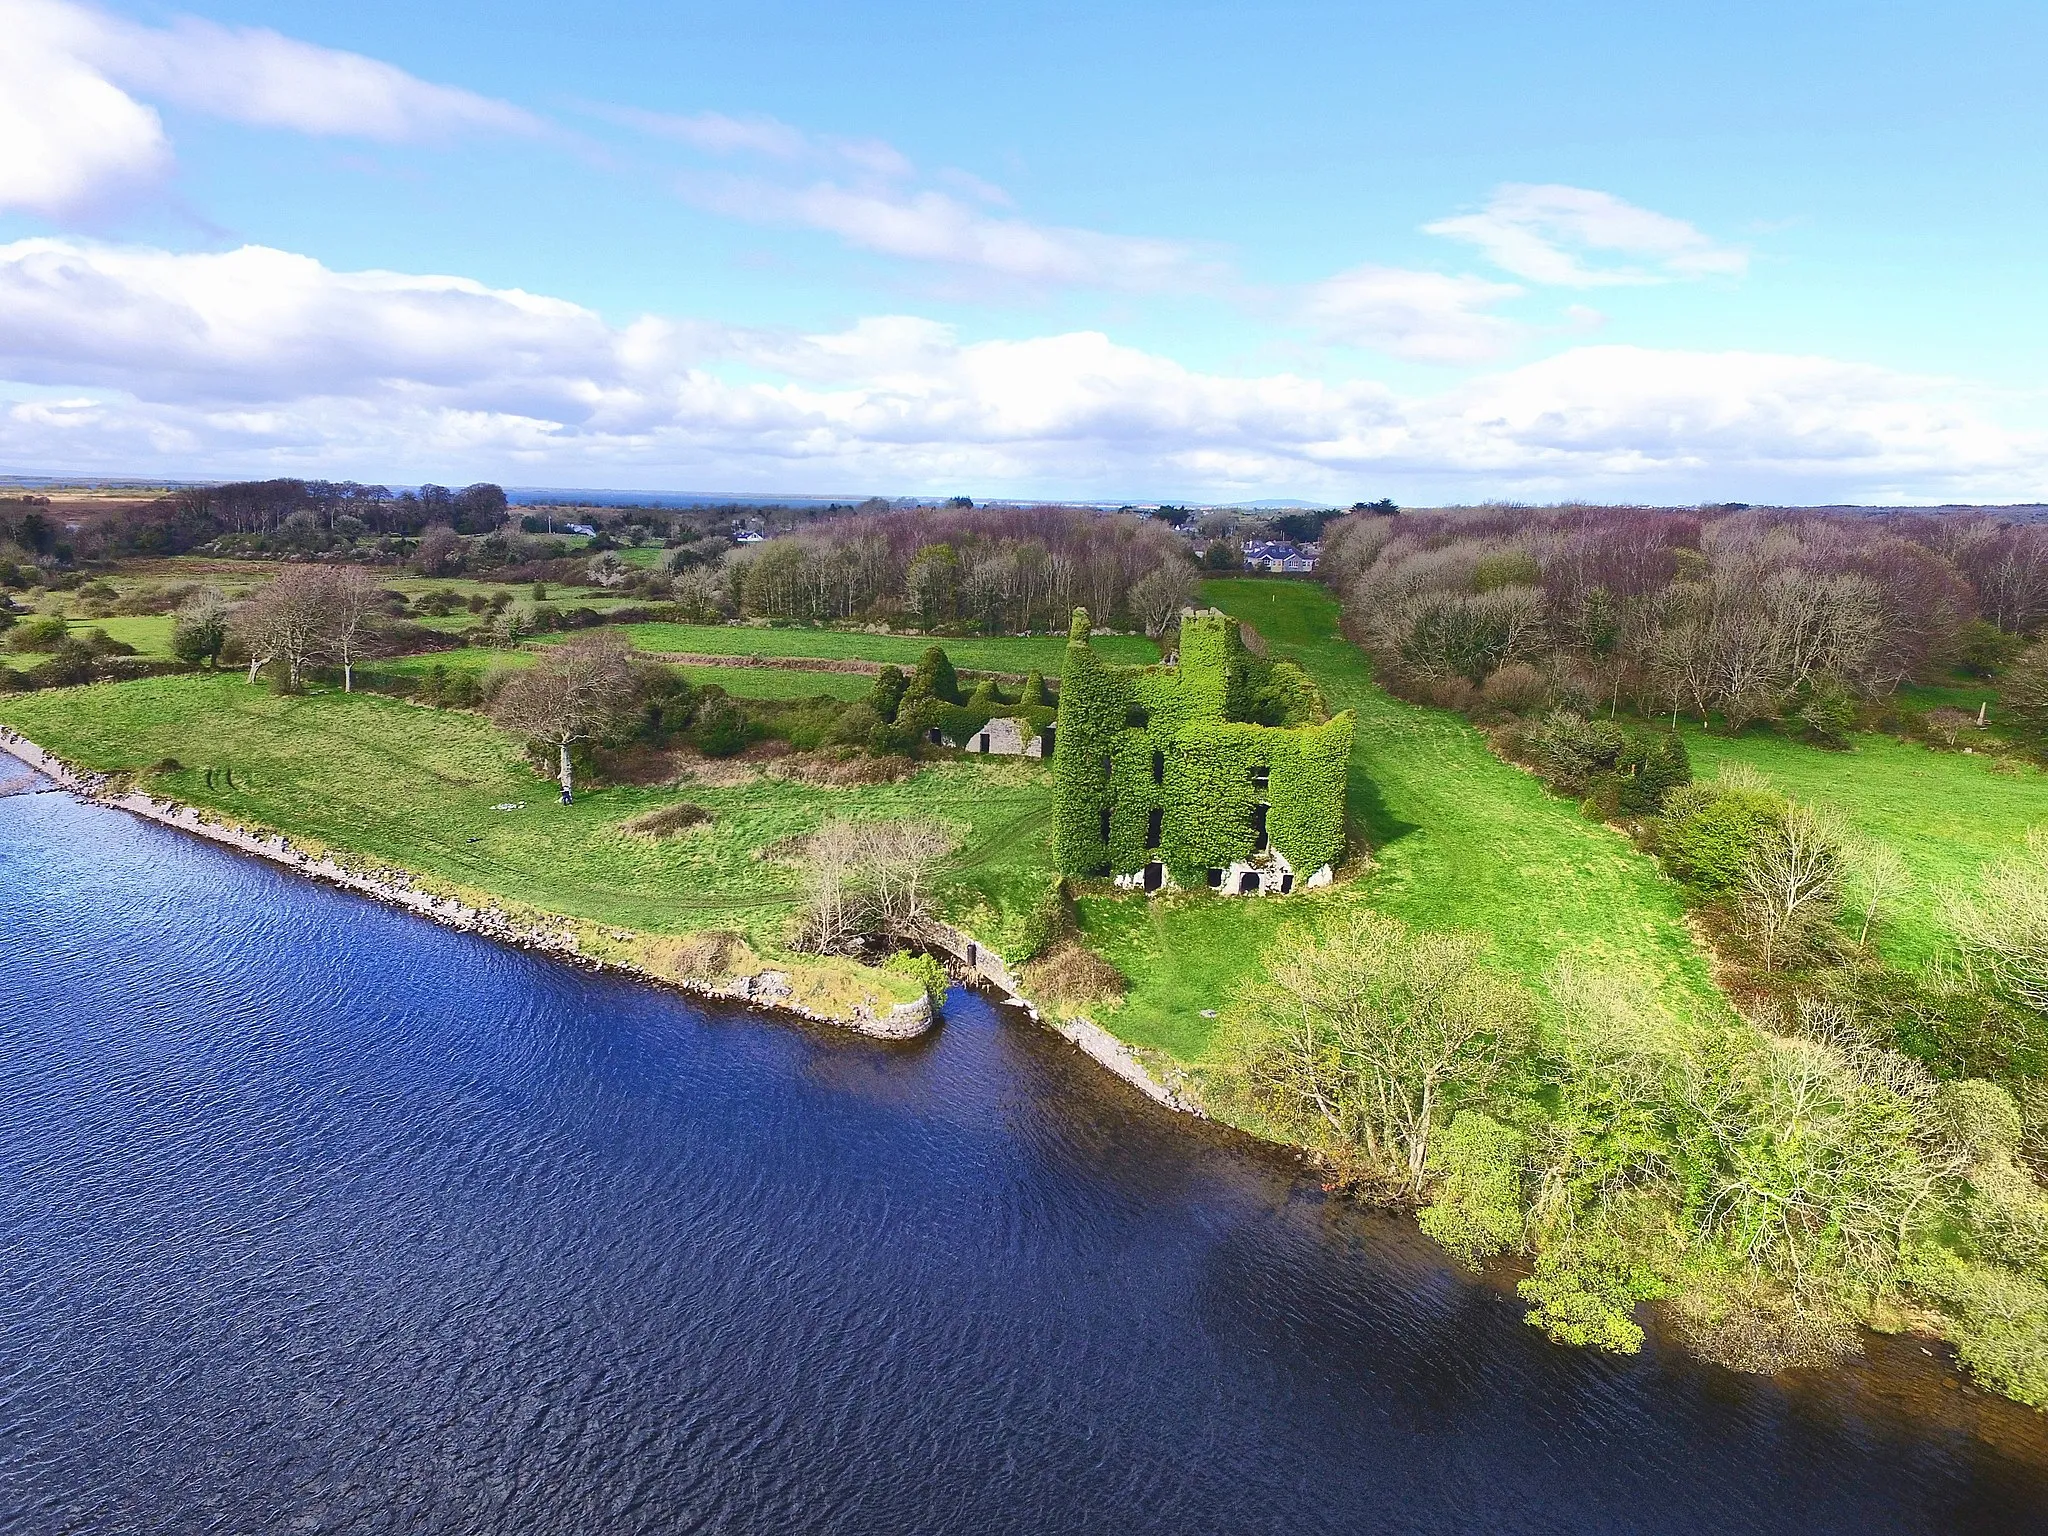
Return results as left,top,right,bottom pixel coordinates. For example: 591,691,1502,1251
1518,1234,1665,1354
1901,1245,2048,1408
1794,674,1857,748
6,615,68,653
1480,661,1548,716
1020,941,1127,1010
1418,1111,1527,1268
883,950,948,1005
691,693,749,757
1654,780,1787,894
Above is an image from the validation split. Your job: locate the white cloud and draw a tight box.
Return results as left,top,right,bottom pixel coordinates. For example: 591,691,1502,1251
0,0,537,214
585,101,1203,291
1305,265,1525,364
0,238,2038,504
0,9,168,217
680,172,1210,291
1426,184,1748,287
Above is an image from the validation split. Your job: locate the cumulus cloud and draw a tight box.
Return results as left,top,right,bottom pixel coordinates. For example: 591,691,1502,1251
0,0,537,214
1426,183,1748,287
0,238,2037,503
1305,265,1526,364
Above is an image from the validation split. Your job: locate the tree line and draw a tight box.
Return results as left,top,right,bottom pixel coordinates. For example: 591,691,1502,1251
1321,505,2048,730
707,505,1201,636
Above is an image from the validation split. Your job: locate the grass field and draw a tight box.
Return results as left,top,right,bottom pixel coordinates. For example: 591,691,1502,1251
538,623,1158,675
1077,580,1731,1063
70,615,176,657
359,647,876,701
1685,729,2048,965
0,674,1054,956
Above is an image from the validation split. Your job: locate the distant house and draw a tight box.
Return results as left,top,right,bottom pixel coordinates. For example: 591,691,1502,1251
563,523,597,537
1240,539,1318,573
733,530,766,545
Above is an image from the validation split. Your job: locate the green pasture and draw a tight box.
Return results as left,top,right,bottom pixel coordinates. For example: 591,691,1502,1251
359,646,874,702
537,622,1157,675
1077,579,1731,1063
1685,729,2048,965
0,673,1054,950
71,616,176,657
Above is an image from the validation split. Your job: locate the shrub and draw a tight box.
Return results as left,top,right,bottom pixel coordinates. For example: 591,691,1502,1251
1654,780,1787,894
1957,619,2023,679
6,615,68,653
1020,941,1127,1010
1481,661,1548,715
1518,1235,1665,1354
883,950,948,1005
1418,1111,1527,1268
1794,673,1857,748
692,693,749,757
1901,1245,2048,1408
620,803,713,839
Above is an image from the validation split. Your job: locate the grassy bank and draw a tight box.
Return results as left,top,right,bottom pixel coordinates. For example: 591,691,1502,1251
1684,729,2048,966
1079,579,1730,1062
0,673,1054,957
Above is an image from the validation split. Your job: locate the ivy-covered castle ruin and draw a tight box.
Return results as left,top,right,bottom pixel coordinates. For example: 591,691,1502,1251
1051,608,1354,895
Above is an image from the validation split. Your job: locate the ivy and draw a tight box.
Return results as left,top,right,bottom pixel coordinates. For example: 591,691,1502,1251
1052,606,1354,883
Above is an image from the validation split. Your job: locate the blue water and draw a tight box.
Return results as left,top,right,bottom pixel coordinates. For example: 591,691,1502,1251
2,776,2044,1535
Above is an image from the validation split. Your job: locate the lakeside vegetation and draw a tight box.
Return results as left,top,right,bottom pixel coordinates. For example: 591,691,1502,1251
7,488,2048,1412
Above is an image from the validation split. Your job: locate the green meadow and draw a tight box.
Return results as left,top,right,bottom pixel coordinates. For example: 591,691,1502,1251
537,622,1157,675
0,673,1052,951
1685,729,2048,966
1077,580,1732,1062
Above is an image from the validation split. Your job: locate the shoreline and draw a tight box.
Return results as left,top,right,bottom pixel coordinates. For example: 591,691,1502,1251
0,726,1193,1111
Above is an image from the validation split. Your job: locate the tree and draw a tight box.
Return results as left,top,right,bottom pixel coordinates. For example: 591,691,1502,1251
905,543,958,631
795,817,958,954
1222,911,1534,1189
415,524,462,577
1738,802,1844,971
1843,839,1912,949
1949,830,2048,1011
1127,558,1200,639
325,567,382,692
170,587,230,668
229,567,330,689
488,632,638,802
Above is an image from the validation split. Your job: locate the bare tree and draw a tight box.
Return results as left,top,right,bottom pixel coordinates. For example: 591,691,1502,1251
1842,840,1912,949
1127,558,1201,639
487,632,638,803
795,817,959,953
230,567,330,689
1739,804,1845,971
326,567,382,693
1948,830,2048,1010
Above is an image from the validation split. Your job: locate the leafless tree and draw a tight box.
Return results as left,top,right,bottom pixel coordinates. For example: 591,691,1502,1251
1127,557,1201,639
326,566,382,693
487,632,638,802
1739,804,1845,971
230,567,330,689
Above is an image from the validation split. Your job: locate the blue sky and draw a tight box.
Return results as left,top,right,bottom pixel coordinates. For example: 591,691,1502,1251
1,0,2043,502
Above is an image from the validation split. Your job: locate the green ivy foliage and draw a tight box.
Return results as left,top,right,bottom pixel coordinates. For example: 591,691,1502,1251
1052,606,1354,883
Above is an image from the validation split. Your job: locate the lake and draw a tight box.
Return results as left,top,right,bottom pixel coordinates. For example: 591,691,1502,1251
2,765,2044,1534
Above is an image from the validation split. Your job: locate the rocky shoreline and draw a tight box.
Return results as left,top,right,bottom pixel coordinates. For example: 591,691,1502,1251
0,728,1193,1112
